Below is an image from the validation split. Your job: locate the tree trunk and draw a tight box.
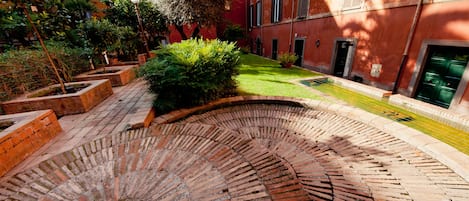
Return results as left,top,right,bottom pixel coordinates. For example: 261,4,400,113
191,24,200,39
175,25,188,40
23,7,67,94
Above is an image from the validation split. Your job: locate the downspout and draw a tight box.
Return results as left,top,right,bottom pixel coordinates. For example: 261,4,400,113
288,0,295,53
260,0,264,56
392,0,424,94
246,0,249,39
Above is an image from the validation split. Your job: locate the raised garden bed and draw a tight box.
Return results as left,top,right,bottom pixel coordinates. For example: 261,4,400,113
74,65,138,87
1,80,113,116
0,110,62,177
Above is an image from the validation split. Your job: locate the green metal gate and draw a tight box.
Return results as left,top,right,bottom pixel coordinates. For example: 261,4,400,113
415,46,469,108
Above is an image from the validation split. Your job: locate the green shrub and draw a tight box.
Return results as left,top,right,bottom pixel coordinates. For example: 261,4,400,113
81,19,138,61
140,39,240,113
0,42,91,101
222,24,245,42
278,52,298,67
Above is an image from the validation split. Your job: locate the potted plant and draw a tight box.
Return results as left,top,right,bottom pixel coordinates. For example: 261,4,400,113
278,52,298,68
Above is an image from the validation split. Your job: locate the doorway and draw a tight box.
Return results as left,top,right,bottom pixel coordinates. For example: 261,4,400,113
414,45,469,108
332,40,354,77
272,39,278,60
294,39,305,66
256,38,262,56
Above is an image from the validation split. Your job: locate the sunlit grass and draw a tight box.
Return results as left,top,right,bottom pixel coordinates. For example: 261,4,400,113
237,54,469,155
311,81,469,155
236,54,322,99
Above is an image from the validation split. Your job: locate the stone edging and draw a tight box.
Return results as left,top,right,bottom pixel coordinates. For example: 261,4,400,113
154,95,469,182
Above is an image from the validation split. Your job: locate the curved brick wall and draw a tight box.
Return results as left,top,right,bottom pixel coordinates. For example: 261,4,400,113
0,97,468,200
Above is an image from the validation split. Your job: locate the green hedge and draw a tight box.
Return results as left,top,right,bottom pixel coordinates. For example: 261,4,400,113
140,39,240,113
0,42,91,102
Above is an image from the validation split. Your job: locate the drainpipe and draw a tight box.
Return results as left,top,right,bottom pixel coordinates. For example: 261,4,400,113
392,0,424,94
288,0,295,53
260,0,264,56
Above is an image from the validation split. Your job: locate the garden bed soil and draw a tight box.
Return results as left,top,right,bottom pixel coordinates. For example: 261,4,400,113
74,65,137,87
0,120,14,132
1,80,113,116
90,69,120,75
28,84,90,98
0,110,62,177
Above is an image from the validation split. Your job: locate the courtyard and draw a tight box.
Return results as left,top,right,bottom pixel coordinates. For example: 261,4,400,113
0,54,468,200
1,0,469,200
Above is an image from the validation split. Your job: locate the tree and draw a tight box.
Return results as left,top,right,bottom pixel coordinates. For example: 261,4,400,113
152,0,226,40
105,0,167,51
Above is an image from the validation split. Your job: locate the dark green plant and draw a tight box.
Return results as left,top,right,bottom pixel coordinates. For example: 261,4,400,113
140,39,240,113
81,19,118,54
223,24,244,42
104,0,167,52
0,42,91,101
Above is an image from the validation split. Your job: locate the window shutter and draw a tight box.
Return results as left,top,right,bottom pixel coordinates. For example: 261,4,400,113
271,0,275,23
297,0,308,18
256,1,262,26
279,0,282,21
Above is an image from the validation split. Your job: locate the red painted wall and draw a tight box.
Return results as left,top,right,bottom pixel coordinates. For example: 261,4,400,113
248,0,469,94
400,2,469,89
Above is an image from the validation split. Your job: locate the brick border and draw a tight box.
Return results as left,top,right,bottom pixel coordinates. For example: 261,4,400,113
154,96,469,182
0,110,62,177
74,65,138,87
1,80,113,116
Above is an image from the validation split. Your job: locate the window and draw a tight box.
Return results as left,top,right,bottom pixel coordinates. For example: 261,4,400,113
256,1,262,26
297,0,309,18
249,5,254,28
271,0,282,23
342,0,362,10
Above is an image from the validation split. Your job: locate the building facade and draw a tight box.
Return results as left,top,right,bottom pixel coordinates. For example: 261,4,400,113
247,0,469,115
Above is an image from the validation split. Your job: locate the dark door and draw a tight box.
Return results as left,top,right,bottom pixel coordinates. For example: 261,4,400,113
415,46,469,108
272,39,278,60
294,39,304,66
333,41,351,77
256,38,262,56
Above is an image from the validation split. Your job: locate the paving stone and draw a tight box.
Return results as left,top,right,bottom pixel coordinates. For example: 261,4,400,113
1,95,469,200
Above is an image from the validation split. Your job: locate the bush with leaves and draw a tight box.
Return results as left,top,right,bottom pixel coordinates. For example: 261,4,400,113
140,39,240,113
222,24,245,42
81,19,138,62
0,41,91,101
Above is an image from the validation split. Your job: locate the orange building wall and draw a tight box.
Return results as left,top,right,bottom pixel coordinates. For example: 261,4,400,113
248,0,469,95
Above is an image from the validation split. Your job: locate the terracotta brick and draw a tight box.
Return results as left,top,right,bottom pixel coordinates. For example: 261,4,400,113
1,80,113,116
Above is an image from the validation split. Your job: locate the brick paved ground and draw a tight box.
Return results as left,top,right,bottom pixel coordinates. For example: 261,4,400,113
0,78,154,178
1,95,468,200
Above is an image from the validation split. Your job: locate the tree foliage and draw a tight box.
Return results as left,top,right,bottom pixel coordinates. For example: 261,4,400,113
0,0,96,50
152,0,226,39
105,0,167,50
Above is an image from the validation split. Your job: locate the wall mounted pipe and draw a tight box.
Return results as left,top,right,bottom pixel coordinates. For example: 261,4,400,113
392,0,424,94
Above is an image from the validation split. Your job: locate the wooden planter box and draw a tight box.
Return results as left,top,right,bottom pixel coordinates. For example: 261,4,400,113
0,110,62,177
74,65,138,87
1,80,113,116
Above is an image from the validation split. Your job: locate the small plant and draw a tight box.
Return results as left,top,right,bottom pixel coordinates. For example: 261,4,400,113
239,46,250,54
140,38,240,113
278,52,298,68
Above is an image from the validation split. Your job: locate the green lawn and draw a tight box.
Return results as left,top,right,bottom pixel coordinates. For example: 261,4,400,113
236,54,322,99
237,54,469,155
312,82,469,155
